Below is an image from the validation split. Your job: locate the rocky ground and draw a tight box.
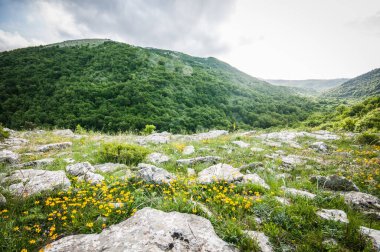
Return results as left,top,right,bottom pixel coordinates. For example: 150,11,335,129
0,128,379,251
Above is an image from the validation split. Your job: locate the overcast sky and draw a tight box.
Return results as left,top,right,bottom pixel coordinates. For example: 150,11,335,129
0,0,379,79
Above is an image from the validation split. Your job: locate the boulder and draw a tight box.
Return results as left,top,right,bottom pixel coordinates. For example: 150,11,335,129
66,162,104,185
342,191,380,214
281,186,316,199
0,150,19,164
310,142,329,153
242,174,270,189
0,193,6,205
281,155,305,167
274,196,291,205
243,230,273,252
197,163,243,184
94,163,127,173
137,163,176,184
232,141,250,148
3,169,70,197
360,226,380,250
187,168,196,176
53,129,75,137
44,207,237,252
316,209,349,223
36,142,72,152
177,156,221,166
310,175,359,191
183,145,195,155
137,132,171,145
147,152,170,164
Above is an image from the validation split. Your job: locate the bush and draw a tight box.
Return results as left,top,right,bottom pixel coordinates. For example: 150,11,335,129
356,132,380,145
142,124,156,135
99,143,150,165
0,125,10,141
75,124,87,134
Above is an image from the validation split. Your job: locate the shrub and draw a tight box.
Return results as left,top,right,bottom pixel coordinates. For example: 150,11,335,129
99,143,150,165
0,125,10,141
356,132,380,145
142,124,156,135
75,124,87,134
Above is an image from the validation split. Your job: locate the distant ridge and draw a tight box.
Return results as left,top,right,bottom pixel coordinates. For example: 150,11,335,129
265,78,349,92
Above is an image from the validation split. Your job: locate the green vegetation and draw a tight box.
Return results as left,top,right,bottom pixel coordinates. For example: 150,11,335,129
304,96,380,132
326,68,380,98
142,124,156,135
356,132,380,145
0,40,319,133
0,125,10,141
99,143,150,165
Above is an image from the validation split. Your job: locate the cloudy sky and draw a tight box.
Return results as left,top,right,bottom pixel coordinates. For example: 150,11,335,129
0,0,379,79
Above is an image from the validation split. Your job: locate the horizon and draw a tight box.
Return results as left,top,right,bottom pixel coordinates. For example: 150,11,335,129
1,0,380,79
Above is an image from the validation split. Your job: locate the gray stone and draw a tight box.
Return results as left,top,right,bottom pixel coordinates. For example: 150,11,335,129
183,145,195,155
274,196,291,205
0,193,6,205
275,173,292,180
137,163,176,184
316,209,349,223
63,158,75,164
251,147,264,152
183,130,228,141
311,175,359,191
147,152,170,164
53,129,75,137
238,162,264,171
281,155,305,167
263,141,282,147
281,186,316,199
177,156,221,166
44,207,237,252
94,163,127,173
84,172,105,185
137,132,171,145
0,150,19,164
14,158,55,168
342,191,380,214
66,162,104,185
36,142,72,152
197,163,243,184
242,174,270,189
187,168,196,176
244,230,273,252
310,142,329,152
360,226,380,250
3,169,70,197
232,141,250,148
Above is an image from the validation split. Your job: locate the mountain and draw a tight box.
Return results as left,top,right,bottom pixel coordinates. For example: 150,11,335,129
0,39,317,133
325,68,380,98
265,78,349,92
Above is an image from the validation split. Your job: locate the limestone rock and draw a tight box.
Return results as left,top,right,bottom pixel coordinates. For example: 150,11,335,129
244,230,273,252
183,145,195,155
197,163,243,184
275,173,292,180
251,147,264,152
94,163,127,173
44,207,237,252
310,142,329,153
342,191,380,214
184,130,228,141
53,129,75,137
274,196,291,205
66,162,104,185
281,186,316,199
3,169,70,197
232,141,250,148
147,152,170,164
238,162,264,171
14,158,55,168
360,226,380,250
242,174,270,189
316,209,349,223
137,132,171,145
187,168,196,176
137,163,176,184
0,150,19,164
177,156,221,166
36,142,72,152
0,193,6,205
311,175,359,191
281,155,305,167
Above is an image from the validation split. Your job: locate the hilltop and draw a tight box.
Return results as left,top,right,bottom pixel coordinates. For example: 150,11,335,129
0,39,317,133
266,78,348,93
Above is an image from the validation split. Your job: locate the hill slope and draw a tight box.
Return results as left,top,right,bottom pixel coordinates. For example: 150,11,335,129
0,40,316,132
266,78,348,92
325,68,380,98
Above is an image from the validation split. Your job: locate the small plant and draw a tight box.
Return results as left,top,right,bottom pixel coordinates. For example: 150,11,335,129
75,124,87,134
0,125,10,141
99,143,150,165
142,124,156,135
356,132,380,145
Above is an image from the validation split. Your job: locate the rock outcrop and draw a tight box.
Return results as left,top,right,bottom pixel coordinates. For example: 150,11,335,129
243,230,273,252
147,152,170,164
0,150,19,164
316,209,349,223
197,163,243,184
311,175,359,191
66,162,104,185
177,156,221,166
44,207,237,252
36,142,72,152
137,163,176,184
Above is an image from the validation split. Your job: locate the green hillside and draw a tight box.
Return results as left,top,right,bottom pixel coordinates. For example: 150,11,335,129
0,40,316,133
266,78,348,92
325,68,380,98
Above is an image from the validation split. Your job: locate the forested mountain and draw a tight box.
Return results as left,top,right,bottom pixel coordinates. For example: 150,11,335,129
325,68,380,98
266,78,348,92
0,39,318,133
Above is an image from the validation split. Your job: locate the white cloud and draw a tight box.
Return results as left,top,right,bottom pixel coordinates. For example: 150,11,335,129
0,29,42,51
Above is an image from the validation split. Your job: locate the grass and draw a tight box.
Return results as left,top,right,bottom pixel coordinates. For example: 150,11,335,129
0,129,379,251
